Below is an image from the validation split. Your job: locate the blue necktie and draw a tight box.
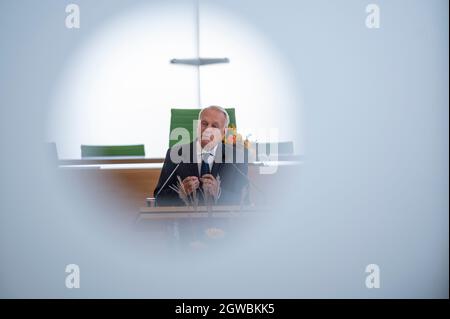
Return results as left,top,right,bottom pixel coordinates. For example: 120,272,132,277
201,159,210,176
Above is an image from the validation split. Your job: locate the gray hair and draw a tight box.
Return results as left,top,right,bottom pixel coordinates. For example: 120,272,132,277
198,105,230,128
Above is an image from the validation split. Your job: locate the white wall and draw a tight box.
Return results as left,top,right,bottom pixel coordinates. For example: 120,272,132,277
47,1,302,159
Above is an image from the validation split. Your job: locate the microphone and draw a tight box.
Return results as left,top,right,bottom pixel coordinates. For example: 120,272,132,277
154,162,181,204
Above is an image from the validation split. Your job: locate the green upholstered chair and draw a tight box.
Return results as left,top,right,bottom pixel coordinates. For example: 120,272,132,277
80,144,145,158
169,108,236,148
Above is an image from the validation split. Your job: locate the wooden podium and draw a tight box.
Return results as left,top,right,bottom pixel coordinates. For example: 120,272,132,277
136,205,266,243
138,205,264,221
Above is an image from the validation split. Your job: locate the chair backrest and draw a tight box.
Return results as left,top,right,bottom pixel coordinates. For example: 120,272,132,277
80,144,145,158
169,108,236,148
256,141,294,160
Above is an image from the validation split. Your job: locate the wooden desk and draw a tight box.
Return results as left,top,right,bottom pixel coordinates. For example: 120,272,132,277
57,160,301,227
54,159,300,250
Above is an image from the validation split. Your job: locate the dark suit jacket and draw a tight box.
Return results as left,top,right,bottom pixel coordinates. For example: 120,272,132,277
154,142,249,206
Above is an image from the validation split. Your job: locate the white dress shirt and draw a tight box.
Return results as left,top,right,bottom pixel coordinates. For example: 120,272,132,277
196,140,218,176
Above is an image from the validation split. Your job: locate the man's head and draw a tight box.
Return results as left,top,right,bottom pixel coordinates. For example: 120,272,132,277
198,105,229,149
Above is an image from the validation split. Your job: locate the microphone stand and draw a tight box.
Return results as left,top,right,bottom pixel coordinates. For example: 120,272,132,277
154,162,181,207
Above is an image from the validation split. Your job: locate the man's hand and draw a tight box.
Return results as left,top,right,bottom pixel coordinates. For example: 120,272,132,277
182,176,199,195
200,174,220,199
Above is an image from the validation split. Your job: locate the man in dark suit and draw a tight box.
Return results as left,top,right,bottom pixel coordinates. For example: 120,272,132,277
154,106,249,206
